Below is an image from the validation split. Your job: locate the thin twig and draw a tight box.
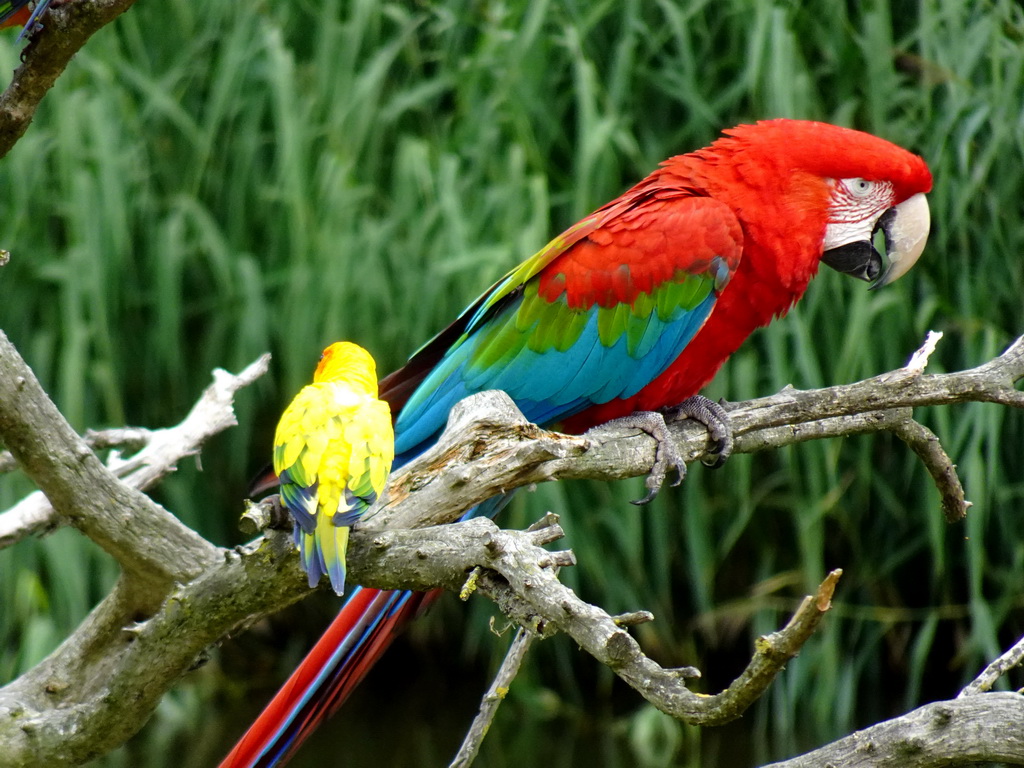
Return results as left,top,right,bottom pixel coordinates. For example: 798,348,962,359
0,353,271,551
959,634,1024,697
687,569,843,719
449,626,536,768
613,610,655,627
895,329,944,378
889,417,971,522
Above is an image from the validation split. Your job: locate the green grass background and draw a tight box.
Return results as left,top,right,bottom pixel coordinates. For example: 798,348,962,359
2,0,1023,765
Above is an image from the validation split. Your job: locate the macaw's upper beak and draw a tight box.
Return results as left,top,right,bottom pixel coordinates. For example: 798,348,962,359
821,192,931,289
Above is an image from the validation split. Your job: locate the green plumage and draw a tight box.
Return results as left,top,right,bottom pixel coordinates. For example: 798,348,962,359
468,270,717,372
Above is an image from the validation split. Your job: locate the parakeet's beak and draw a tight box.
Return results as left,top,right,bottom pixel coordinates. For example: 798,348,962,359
821,192,931,289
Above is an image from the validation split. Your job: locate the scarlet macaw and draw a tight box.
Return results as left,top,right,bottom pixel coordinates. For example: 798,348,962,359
223,119,932,766
0,0,51,38
273,342,394,596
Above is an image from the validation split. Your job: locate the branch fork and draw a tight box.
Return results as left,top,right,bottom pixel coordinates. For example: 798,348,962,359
1,328,1023,764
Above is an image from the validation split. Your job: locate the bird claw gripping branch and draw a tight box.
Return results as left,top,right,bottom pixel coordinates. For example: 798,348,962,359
664,395,733,469
584,411,689,506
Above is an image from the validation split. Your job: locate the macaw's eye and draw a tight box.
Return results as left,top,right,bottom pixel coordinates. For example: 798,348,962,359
847,178,874,197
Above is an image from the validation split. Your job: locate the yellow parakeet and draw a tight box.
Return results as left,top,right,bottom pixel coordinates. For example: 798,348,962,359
273,342,394,595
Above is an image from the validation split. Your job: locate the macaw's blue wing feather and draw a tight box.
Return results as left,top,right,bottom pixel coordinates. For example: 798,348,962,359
393,271,722,461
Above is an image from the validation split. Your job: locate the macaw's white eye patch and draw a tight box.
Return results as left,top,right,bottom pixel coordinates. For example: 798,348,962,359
821,191,931,288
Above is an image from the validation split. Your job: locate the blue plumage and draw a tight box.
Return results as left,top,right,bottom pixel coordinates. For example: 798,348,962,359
394,280,718,461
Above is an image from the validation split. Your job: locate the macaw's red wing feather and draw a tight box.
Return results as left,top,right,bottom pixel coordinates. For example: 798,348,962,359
0,0,52,37
220,588,435,768
0,1,30,28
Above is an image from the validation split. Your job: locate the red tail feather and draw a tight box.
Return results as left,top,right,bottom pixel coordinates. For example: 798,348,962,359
220,588,437,768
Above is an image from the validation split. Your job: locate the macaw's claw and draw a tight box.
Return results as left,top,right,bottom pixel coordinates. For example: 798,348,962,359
663,395,733,468
586,411,686,505
586,396,733,504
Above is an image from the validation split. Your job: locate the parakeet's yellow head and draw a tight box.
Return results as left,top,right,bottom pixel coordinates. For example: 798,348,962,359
313,342,379,394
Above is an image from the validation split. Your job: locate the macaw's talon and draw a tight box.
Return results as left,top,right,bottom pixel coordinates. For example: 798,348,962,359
662,395,733,469
588,411,686,505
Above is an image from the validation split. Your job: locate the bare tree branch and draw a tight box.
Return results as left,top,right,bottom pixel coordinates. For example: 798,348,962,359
0,337,271,559
449,625,536,768
0,330,1021,763
0,330,217,596
1,0,137,159
373,333,1024,532
342,515,838,726
760,692,1024,767
760,616,1024,767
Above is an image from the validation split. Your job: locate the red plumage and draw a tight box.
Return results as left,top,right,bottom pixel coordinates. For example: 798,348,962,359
223,590,435,767
538,193,743,309
565,120,931,429
0,4,30,28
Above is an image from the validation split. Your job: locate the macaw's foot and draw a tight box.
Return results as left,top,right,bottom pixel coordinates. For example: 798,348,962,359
662,395,733,468
585,396,733,505
586,411,686,506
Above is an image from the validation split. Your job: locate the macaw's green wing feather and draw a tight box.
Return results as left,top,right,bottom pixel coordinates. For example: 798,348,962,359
0,0,27,27
390,192,742,459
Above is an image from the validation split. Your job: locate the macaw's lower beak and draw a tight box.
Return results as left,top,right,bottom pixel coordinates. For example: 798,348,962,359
822,192,931,289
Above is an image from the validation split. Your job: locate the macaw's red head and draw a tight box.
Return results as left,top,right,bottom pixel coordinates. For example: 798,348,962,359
675,119,933,293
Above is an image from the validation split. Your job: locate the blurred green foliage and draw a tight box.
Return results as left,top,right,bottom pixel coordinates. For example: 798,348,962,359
1,0,1023,765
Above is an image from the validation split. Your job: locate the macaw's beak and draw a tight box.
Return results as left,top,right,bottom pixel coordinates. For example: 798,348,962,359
822,192,931,289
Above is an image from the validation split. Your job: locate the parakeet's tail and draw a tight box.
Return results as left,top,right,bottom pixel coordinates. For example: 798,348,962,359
219,586,436,768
